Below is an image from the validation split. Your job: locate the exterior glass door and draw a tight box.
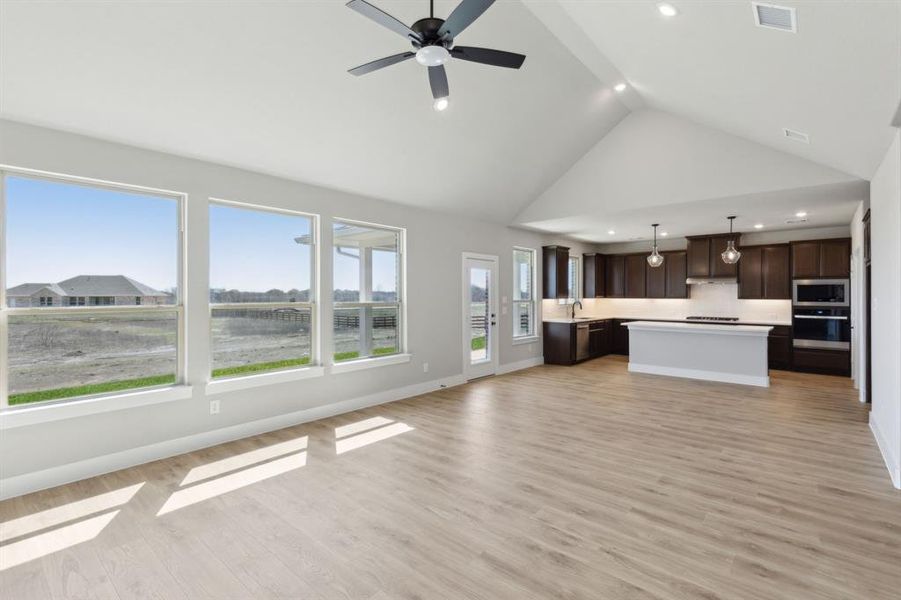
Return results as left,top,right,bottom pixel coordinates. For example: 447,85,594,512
463,254,498,379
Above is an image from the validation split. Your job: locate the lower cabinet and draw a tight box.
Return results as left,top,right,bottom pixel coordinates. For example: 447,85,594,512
767,326,792,370
792,347,850,376
543,320,612,365
612,319,630,355
589,321,611,358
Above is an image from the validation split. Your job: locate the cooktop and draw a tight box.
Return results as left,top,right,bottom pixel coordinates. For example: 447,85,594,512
686,316,739,322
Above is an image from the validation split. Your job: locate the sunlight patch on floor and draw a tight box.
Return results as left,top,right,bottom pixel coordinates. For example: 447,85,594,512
0,510,120,571
334,416,395,439
335,421,414,455
180,436,308,486
157,451,307,516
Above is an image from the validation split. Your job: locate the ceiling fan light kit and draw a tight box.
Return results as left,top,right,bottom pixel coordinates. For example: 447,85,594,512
346,0,526,108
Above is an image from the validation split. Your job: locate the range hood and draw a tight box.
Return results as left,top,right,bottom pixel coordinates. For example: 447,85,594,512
685,277,738,285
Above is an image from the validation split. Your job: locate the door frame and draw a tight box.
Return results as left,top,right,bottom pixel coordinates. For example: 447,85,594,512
462,252,499,380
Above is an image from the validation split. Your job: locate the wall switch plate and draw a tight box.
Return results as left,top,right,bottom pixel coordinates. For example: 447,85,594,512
423,362,429,373
209,400,220,415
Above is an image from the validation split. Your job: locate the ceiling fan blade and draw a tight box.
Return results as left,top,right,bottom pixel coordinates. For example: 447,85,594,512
348,52,415,76
346,0,421,42
438,0,495,39
428,65,449,99
451,46,525,69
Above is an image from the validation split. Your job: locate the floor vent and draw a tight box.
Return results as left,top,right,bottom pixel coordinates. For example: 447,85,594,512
783,128,810,144
752,2,797,32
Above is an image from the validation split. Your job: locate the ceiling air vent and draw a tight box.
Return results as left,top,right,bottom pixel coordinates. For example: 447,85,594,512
783,128,810,144
752,2,797,32
785,217,808,225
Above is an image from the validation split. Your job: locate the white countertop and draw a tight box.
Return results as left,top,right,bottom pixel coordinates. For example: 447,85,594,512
543,316,791,326
624,320,773,336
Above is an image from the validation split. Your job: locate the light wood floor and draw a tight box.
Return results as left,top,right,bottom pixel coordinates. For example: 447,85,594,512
2,356,899,599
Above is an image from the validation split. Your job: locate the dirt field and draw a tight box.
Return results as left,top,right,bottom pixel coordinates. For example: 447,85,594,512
8,312,398,395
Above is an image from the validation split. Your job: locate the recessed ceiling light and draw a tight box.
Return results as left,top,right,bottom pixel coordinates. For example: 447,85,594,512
657,2,679,17
660,231,669,237
795,211,807,218
433,97,449,112
754,223,764,229
607,230,616,235
614,83,627,93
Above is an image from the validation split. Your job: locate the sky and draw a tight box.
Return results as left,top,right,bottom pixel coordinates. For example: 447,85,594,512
5,176,396,293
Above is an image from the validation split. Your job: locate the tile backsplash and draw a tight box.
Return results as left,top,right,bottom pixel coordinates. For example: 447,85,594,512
542,283,791,323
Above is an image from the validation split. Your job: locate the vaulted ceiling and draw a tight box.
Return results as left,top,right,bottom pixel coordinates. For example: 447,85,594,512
1,1,899,236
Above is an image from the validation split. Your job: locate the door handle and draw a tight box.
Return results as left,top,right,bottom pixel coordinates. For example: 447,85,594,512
490,321,496,326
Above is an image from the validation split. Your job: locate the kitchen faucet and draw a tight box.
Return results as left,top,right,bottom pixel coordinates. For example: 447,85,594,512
570,300,583,319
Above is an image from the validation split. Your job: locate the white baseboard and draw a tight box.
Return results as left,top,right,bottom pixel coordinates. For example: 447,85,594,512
0,374,466,501
497,356,544,375
628,363,770,388
870,413,901,489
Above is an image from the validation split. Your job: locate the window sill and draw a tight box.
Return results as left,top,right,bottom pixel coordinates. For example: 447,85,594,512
512,335,540,346
0,385,194,430
205,365,325,395
330,353,412,374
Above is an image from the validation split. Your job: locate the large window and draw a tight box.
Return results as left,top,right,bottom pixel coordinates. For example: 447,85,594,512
332,220,403,362
209,201,316,378
567,255,580,301
513,248,536,339
1,172,181,407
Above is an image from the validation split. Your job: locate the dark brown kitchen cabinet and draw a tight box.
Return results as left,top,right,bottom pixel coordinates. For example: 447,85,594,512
624,254,646,298
819,239,851,277
792,347,850,376
542,245,570,300
791,238,850,279
589,320,611,358
739,244,790,300
543,321,577,365
687,237,711,278
687,234,740,279
605,255,625,298
612,319,630,355
768,325,792,370
664,251,688,298
583,253,606,298
646,257,666,298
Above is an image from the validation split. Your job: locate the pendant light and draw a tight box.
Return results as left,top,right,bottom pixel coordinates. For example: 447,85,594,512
647,223,664,268
721,216,741,264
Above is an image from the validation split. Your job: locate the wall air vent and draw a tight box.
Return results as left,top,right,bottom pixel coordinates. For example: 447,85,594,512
783,128,810,144
752,2,797,32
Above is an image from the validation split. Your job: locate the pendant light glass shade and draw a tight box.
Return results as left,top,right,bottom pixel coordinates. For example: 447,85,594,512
647,224,665,268
721,216,741,264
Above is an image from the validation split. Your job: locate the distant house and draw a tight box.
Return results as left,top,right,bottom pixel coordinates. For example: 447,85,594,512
6,275,171,307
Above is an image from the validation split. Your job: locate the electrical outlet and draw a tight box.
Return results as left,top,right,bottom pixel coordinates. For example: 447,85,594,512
423,362,429,373
209,400,220,415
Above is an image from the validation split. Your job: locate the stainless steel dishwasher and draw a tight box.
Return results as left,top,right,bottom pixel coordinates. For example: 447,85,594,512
576,322,590,361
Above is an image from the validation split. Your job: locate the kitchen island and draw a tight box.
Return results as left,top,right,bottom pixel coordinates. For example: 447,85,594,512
624,321,773,387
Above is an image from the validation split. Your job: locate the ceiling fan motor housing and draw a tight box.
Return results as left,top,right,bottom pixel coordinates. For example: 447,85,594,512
411,18,450,47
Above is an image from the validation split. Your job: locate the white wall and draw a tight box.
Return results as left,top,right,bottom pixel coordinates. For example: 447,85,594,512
868,130,901,489
0,119,549,497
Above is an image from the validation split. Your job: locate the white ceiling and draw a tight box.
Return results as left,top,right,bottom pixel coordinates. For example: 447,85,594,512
514,109,868,242
1,0,898,237
0,0,628,222
545,0,901,180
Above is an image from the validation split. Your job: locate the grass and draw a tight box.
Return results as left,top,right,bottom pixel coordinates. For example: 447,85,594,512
212,356,311,379
334,346,398,362
9,374,177,406
471,336,486,351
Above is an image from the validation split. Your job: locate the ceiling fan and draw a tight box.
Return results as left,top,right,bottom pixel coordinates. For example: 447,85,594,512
346,0,526,111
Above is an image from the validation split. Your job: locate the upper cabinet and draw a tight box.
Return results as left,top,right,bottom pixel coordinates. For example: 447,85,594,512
624,254,646,298
606,255,625,298
791,238,851,279
647,251,688,299
542,245,570,299
583,253,606,298
739,244,790,299
686,234,740,278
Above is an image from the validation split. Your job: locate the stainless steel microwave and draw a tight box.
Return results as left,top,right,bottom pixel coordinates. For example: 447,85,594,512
792,279,850,307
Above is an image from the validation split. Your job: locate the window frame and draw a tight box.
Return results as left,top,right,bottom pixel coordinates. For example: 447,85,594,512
0,166,187,411
331,217,406,365
207,197,320,380
512,247,537,341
